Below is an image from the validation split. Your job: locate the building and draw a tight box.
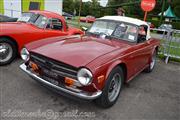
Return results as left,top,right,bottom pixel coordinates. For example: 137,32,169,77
0,0,63,18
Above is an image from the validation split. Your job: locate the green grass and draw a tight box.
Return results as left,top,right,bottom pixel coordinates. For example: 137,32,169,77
158,54,180,63
159,39,180,62
66,17,92,29
174,33,180,38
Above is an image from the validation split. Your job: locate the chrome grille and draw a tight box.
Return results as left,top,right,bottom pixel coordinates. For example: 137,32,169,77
30,52,78,79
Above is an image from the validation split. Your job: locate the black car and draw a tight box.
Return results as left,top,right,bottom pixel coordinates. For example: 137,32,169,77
62,12,73,20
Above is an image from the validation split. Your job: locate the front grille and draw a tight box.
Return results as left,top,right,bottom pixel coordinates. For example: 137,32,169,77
30,52,78,80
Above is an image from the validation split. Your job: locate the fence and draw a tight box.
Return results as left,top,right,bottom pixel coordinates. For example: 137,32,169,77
151,29,180,63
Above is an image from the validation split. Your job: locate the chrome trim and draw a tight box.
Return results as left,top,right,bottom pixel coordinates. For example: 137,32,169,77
31,54,46,63
52,69,77,80
30,54,77,79
53,64,77,74
19,64,102,100
31,54,77,73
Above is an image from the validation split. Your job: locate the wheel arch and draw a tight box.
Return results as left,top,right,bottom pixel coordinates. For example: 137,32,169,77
105,60,128,84
117,63,127,83
0,36,19,52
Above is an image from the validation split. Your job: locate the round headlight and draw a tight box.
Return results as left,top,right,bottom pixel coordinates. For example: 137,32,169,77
77,68,93,86
21,48,30,62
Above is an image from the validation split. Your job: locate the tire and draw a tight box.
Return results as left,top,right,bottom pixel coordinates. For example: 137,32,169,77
0,38,17,65
95,66,124,108
144,50,157,73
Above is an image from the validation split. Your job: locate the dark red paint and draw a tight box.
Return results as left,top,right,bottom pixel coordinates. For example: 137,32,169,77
25,35,160,92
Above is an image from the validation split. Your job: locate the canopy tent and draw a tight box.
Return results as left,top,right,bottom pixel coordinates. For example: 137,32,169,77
158,6,178,19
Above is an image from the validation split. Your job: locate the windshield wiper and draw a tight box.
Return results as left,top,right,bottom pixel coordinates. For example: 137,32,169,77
86,31,100,36
86,31,113,40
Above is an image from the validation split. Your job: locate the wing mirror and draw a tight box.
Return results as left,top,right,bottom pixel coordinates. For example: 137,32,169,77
81,26,88,31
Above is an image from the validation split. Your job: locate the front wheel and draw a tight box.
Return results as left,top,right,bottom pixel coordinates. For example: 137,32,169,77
95,66,124,108
0,38,17,65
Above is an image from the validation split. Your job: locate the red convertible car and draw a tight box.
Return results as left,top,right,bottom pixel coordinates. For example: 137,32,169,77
0,10,83,65
80,16,96,23
20,16,160,108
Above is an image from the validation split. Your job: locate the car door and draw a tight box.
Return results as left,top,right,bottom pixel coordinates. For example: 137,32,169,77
125,41,152,80
124,25,153,80
130,25,152,74
132,40,152,72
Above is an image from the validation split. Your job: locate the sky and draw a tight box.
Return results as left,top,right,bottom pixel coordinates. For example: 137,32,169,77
82,0,108,7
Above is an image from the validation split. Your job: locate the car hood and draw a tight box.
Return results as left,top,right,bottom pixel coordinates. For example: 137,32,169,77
29,36,129,68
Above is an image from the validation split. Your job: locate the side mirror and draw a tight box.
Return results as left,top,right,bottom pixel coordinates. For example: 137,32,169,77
81,26,88,31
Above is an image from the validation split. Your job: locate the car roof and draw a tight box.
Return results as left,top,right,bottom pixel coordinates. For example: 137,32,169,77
29,10,63,19
99,16,148,26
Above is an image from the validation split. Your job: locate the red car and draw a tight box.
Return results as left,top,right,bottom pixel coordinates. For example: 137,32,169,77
0,10,83,65
20,16,160,108
147,22,155,29
80,16,96,23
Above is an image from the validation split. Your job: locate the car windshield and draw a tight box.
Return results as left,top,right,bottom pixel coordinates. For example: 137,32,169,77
87,20,138,42
17,12,48,28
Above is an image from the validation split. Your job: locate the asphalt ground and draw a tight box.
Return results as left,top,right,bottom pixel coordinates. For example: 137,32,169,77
0,59,180,120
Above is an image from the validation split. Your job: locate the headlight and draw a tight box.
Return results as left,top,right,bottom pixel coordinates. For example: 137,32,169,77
77,68,93,86
21,48,30,62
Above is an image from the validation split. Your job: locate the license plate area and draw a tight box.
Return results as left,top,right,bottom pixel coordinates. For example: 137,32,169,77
40,67,65,86
29,61,65,86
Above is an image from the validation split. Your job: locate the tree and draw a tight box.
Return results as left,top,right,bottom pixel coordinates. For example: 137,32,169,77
171,0,180,17
63,0,74,14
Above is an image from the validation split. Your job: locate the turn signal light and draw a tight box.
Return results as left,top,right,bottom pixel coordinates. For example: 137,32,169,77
98,75,105,84
30,62,39,71
65,77,75,86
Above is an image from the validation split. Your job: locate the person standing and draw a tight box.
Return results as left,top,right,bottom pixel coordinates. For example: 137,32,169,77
116,7,125,16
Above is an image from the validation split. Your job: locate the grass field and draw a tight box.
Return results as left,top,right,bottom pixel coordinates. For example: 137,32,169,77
67,17,92,28
160,39,180,61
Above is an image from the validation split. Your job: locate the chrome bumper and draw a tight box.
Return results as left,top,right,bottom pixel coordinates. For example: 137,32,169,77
19,64,102,100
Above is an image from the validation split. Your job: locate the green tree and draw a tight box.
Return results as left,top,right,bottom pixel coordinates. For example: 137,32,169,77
171,0,180,17
63,0,74,13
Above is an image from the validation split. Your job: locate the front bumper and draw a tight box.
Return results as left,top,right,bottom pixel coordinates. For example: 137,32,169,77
19,64,102,100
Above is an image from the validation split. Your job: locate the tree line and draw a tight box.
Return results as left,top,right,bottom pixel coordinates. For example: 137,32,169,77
63,0,180,18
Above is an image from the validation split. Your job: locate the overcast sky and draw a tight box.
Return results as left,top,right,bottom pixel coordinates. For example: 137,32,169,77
82,0,108,7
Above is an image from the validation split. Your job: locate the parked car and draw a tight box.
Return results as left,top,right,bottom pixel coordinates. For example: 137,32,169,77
20,16,160,108
0,10,83,65
62,12,73,20
0,14,18,22
80,16,96,23
147,22,155,29
157,24,173,34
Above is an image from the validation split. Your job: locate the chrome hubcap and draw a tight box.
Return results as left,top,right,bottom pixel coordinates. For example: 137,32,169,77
108,73,121,102
0,43,13,63
150,52,156,70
